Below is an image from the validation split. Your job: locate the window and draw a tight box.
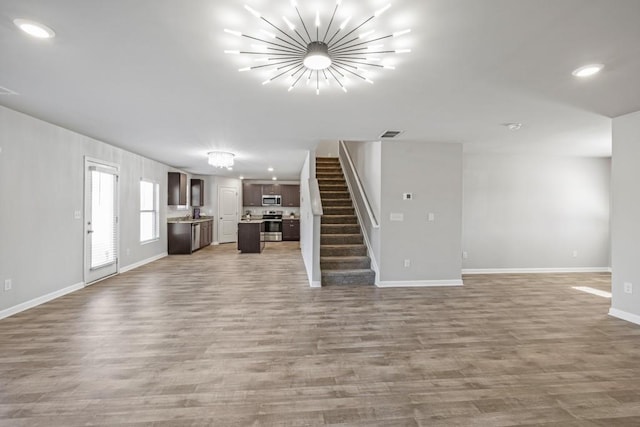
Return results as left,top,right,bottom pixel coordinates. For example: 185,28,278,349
140,180,159,243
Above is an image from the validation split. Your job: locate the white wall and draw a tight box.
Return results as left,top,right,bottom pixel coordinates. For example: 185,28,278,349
315,141,339,158
0,106,170,315
610,110,640,325
299,152,320,286
379,142,463,284
343,141,382,217
463,153,611,271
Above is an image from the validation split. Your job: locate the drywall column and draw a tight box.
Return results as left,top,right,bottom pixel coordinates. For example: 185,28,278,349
610,110,640,325
378,142,463,286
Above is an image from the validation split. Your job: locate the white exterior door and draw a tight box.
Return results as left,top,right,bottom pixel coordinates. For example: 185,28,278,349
218,186,238,244
84,159,119,284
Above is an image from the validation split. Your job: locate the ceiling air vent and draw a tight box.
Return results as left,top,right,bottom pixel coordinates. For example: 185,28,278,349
380,130,403,138
0,86,18,95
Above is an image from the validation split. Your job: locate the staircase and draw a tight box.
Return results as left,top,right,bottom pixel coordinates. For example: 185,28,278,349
317,157,376,286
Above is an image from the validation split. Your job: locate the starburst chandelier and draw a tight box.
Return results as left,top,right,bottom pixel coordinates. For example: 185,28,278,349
224,1,411,94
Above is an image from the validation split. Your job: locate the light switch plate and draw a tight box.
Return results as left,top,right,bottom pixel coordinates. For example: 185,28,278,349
428,213,435,222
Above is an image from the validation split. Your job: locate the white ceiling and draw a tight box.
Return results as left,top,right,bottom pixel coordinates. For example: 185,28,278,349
1,0,640,179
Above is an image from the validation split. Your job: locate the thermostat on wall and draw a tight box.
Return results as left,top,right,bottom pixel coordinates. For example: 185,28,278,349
402,193,413,200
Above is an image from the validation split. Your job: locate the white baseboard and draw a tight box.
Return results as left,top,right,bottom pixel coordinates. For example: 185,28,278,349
609,308,640,326
120,252,168,274
462,267,611,275
0,281,85,320
212,241,220,246
377,279,464,288
310,281,322,288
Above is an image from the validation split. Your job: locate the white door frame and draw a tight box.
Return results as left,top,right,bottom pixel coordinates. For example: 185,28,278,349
218,186,238,244
84,157,120,285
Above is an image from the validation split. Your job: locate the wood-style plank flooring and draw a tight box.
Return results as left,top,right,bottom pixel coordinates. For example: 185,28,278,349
1,242,639,426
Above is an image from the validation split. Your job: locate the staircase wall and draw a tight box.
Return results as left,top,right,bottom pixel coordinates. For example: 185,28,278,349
341,140,463,286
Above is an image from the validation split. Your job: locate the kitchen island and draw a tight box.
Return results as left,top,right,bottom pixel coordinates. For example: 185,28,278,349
237,220,265,253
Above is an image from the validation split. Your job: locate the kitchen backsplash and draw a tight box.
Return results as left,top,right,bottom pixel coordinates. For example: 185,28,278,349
243,207,300,217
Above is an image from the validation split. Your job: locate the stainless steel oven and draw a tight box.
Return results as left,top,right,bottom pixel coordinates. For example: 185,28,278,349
262,211,283,241
262,195,282,207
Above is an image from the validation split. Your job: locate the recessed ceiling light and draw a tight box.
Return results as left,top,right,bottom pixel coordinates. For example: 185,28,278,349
268,167,274,172
239,176,244,180
572,64,604,78
272,177,277,181
13,19,56,39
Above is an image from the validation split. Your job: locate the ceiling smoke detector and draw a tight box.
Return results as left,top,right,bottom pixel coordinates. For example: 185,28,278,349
504,123,522,131
0,86,18,96
380,130,403,138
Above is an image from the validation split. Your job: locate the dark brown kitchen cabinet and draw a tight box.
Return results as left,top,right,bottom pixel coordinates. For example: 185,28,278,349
243,183,262,206
191,179,204,207
238,221,265,253
168,172,187,205
281,185,300,207
168,222,192,254
282,219,300,241
262,184,281,195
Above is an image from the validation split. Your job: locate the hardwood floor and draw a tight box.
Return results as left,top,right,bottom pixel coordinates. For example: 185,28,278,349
1,242,639,426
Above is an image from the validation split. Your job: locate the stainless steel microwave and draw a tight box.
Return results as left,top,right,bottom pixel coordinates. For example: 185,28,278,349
262,195,282,206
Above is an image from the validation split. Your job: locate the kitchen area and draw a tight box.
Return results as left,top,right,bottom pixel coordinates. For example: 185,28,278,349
237,181,300,253
166,171,299,254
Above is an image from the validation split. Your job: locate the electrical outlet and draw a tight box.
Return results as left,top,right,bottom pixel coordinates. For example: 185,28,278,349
404,259,410,268
462,251,468,259
74,210,82,219
572,250,578,258
624,282,633,294
402,193,413,200
4,279,12,291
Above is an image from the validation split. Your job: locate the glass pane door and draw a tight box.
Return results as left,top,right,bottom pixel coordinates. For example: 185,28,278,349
85,160,119,284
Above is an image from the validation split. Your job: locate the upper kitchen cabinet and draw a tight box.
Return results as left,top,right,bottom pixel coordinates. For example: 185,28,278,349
262,184,281,195
191,179,205,207
168,172,187,205
243,183,262,207
281,185,300,207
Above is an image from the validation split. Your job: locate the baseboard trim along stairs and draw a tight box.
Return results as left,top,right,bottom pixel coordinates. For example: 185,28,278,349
317,157,376,286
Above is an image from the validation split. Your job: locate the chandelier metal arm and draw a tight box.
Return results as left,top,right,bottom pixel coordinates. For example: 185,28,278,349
336,59,386,69
326,67,347,90
332,62,369,81
331,46,370,55
266,46,306,55
275,59,305,70
289,69,306,90
331,34,393,53
236,51,304,56
329,65,345,77
293,6,313,43
244,58,302,71
328,36,360,53
241,33,305,54
267,62,305,83
328,15,374,49
259,16,307,50
322,3,340,43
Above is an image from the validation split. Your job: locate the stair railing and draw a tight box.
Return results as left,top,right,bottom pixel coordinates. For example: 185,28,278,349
338,141,379,228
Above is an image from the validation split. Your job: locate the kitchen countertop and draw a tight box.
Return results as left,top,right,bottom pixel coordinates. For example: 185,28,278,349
239,219,265,224
167,217,214,224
